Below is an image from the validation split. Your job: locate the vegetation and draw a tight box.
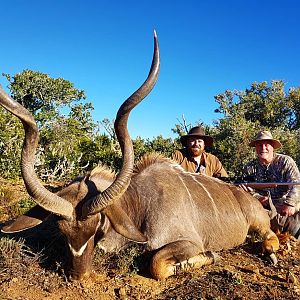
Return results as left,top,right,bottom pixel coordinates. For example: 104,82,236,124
1,71,300,182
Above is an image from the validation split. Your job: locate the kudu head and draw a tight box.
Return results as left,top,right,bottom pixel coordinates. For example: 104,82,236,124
1,32,160,279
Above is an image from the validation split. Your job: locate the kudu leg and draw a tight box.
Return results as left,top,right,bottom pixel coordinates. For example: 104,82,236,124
250,212,280,264
150,240,217,280
261,229,280,264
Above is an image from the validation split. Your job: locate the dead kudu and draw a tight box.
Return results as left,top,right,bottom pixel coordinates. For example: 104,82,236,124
1,33,279,280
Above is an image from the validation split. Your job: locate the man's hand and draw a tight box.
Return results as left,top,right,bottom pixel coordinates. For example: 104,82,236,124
277,204,296,217
258,196,269,207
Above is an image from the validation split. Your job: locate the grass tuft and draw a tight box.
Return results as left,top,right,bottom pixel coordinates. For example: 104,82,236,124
0,237,42,283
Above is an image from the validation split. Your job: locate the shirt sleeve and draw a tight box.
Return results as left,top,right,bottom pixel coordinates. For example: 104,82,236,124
214,158,228,177
282,156,300,208
242,161,266,198
206,154,228,177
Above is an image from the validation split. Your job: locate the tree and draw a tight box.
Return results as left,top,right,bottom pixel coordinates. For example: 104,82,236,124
133,135,178,161
2,70,85,125
1,70,98,181
213,80,300,176
0,108,23,179
288,87,300,129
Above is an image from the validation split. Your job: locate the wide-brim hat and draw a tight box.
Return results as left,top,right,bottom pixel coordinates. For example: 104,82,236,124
180,126,213,147
249,130,282,149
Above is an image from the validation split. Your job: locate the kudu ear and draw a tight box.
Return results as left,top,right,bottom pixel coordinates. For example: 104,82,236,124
1,205,51,233
104,204,147,243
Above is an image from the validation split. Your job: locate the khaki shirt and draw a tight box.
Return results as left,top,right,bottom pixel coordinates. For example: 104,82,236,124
172,149,228,177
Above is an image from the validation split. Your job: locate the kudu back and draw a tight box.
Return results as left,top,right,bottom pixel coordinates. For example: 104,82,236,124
0,32,279,280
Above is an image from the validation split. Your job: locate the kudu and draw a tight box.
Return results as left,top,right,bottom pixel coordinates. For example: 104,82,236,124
1,32,279,280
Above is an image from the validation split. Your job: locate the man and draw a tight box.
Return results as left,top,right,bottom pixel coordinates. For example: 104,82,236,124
172,126,228,177
242,130,300,238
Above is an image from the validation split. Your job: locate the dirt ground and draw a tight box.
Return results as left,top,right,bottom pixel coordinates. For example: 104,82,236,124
1,180,300,300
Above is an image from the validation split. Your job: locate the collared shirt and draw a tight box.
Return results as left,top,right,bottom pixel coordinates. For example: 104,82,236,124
243,153,300,209
171,149,228,177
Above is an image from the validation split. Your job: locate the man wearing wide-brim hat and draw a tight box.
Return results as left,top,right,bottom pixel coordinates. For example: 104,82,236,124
172,126,228,177
242,130,300,239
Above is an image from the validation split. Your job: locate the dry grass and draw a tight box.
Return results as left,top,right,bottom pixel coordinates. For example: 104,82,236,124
0,237,42,282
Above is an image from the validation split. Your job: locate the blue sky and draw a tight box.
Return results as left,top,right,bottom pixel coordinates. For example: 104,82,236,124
1,0,299,139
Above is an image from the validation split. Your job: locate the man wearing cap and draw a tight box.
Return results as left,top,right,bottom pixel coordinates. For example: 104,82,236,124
242,130,300,238
172,126,228,177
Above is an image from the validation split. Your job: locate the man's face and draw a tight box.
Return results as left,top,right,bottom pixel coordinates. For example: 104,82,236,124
187,137,205,157
255,140,274,164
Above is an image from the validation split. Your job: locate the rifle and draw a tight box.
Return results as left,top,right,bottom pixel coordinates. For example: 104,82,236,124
234,182,300,190
218,177,300,190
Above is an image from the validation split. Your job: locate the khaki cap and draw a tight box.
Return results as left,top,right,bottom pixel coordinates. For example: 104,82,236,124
249,131,282,149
